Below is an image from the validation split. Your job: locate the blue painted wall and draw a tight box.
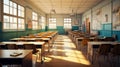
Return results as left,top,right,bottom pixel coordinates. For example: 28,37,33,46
45,26,79,35
72,26,79,31
57,26,65,35
112,31,120,41
99,23,112,37
45,26,48,31
98,23,120,41
0,23,41,41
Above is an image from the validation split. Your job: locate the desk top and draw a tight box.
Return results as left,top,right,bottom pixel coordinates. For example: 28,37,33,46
0,41,45,45
88,41,120,45
10,38,50,41
0,50,32,58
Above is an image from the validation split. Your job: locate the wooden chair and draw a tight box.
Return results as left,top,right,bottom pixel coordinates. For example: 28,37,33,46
6,44,17,49
110,44,120,67
94,44,111,67
104,37,115,41
80,37,90,55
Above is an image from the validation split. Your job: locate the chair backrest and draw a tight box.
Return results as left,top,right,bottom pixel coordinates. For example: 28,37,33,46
111,44,120,55
24,44,36,54
93,37,99,41
112,34,117,41
6,44,17,49
81,37,90,46
98,44,111,55
104,37,115,41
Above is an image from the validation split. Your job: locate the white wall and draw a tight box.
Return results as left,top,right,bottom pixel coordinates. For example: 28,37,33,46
113,0,120,30
82,0,112,32
46,14,81,26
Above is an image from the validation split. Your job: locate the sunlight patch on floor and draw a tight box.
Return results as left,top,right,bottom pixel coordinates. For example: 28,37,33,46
44,35,91,65
49,53,90,65
44,57,52,62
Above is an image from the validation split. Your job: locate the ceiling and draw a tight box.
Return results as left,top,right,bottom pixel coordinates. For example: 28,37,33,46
28,0,103,14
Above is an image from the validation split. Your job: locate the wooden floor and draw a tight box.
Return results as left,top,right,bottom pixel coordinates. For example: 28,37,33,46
2,35,119,67
35,35,91,67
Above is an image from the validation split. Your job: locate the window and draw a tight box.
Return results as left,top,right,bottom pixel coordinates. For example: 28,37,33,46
40,16,45,29
18,5,24,17
32,12,38,30
18,18,25,29
3,15,9,29
18,5,25,30
49,18,56,29
64,18,72,29
3,0,25,31
10,17,17,29
3,0,9,14
10,1,17,15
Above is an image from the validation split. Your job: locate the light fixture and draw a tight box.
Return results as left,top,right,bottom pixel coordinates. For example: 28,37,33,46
50,0,56,14
51,9,56,14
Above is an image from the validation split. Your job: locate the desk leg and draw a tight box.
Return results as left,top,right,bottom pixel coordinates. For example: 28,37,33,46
22,52,32,67
41,43,46,64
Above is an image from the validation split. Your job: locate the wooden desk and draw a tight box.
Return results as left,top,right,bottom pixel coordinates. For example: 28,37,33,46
0,42,46,63
10,38,51,52
10,38,50,42
87,41,120,63
0,50,32,67
0,41,45,46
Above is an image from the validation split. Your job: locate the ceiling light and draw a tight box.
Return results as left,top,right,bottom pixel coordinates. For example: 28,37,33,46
51,9,56,14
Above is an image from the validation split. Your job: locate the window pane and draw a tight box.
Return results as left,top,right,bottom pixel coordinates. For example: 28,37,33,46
10,7,13,14
18,5,24,17
21,19,24,24
4,5,9,13
13,8,17,15
13,3,17,8
3,23,9,29
19,25,25,29
22,11,24,17
10,24,17,29
13,17,17,23
18,10,21,16
3,15,10,30
10,1,13,7
4,0,9,5
10,17,13,23
32,12,38,29
4,15,9,22
18,18,20,23
18,18,25,29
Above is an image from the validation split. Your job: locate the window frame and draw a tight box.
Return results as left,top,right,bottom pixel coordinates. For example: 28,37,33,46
39,16,45,29
49,18,56,29
32,12,38,30
3,0,25,31
64,18,72,29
